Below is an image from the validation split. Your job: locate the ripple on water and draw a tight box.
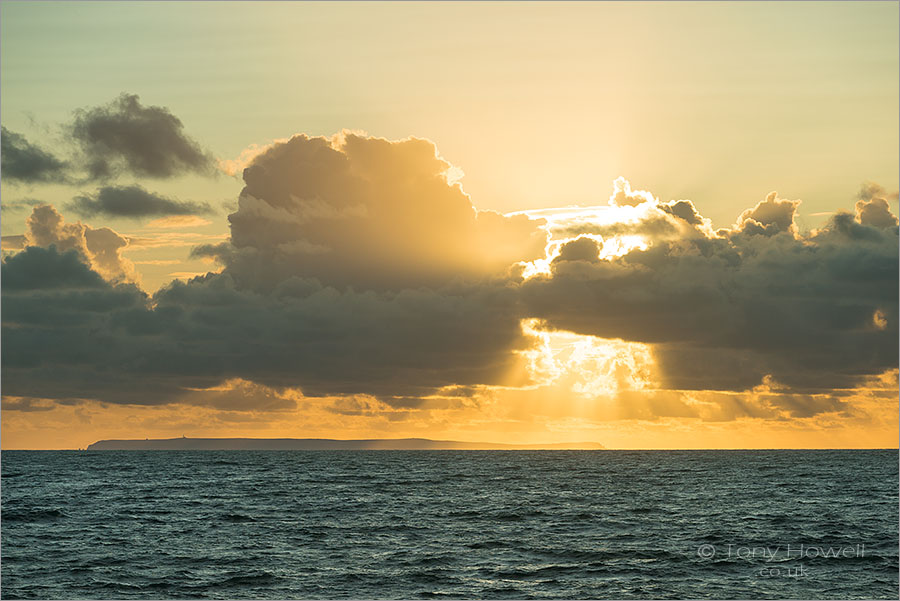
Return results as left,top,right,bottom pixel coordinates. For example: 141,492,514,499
1,450,897,599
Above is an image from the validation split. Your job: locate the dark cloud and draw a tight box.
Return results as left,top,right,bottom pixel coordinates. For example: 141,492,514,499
1,127,69,184
1,198,46,213
1,129,896,419
2,246,160,404
2,132,544,406
1,250,530,406
522,191,898,393
1,398,57,412
71,93,214,180
856,197,898,229
2,245,106,291
659,199,704,226
555,236,602,263
68,185,212,218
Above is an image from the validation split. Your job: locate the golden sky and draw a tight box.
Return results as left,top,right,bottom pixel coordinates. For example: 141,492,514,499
1,2,898,449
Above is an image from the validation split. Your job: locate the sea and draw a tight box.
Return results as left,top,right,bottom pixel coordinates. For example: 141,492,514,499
1,450,897,599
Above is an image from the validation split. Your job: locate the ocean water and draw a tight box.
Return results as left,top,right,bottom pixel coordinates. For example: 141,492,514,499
1,450,897,600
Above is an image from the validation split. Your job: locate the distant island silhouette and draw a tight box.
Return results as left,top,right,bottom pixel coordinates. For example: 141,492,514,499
86,437,605,451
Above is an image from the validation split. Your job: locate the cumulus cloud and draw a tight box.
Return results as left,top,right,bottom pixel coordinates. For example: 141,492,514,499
608,176,656,207
71,93,214,179
522,184,898,393
1,127,69,184
2,245,107,291
555,236,602,263
2,132,546,406
217,139,289,177
2,245,157,403
516,181,715,253
659,199,704,226
68,184,213,218
855,182,899,229
1,129,896,425
24,204,137,283
1,253,531,405
731,191,801,237
213,132,547,291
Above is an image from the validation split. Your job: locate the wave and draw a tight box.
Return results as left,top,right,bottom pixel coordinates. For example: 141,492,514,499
3,508,66,522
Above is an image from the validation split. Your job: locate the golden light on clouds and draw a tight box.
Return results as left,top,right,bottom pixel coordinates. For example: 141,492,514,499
3,369,896,450
145,215,212,229
519,319,656,397
2,122,897,449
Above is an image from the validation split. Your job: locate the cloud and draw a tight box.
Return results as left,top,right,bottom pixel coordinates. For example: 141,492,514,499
858,181,900,203
68,185,212,218
1,130,896,427
179,379,298,412
521,183,898,394
145,215,212,229
0,127,69,184
70,93,214,179
555,236,602,263
2,245,157,404
1,198,46,213
731,191,801,237
124,231,228,251
855,183,899,229
213,132,547,291
1,254,531,405
608,176,656,207
1,397,56,412
1,235,26,252
24,204,137,284
2,245,107,291
2,131,545,406
217,139,290,177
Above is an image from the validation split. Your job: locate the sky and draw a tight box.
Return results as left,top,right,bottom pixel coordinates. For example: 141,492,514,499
1,1,898,449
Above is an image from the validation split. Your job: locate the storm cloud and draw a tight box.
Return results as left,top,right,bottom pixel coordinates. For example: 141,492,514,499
68,185,212,218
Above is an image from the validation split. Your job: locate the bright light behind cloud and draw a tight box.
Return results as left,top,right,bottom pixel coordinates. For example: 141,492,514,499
519,319,656,398
513,178,662,278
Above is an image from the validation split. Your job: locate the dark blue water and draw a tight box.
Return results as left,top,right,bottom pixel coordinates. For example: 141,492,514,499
2,450,897,599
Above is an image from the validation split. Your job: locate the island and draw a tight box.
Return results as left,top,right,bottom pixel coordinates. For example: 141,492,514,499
86,437,605,451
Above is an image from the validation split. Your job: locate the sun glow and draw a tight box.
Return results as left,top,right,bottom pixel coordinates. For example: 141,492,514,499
519,319,657,398
511,181,660,280
516,228,649,280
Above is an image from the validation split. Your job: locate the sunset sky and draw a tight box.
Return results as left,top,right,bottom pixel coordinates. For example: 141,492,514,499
2,1,898,449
